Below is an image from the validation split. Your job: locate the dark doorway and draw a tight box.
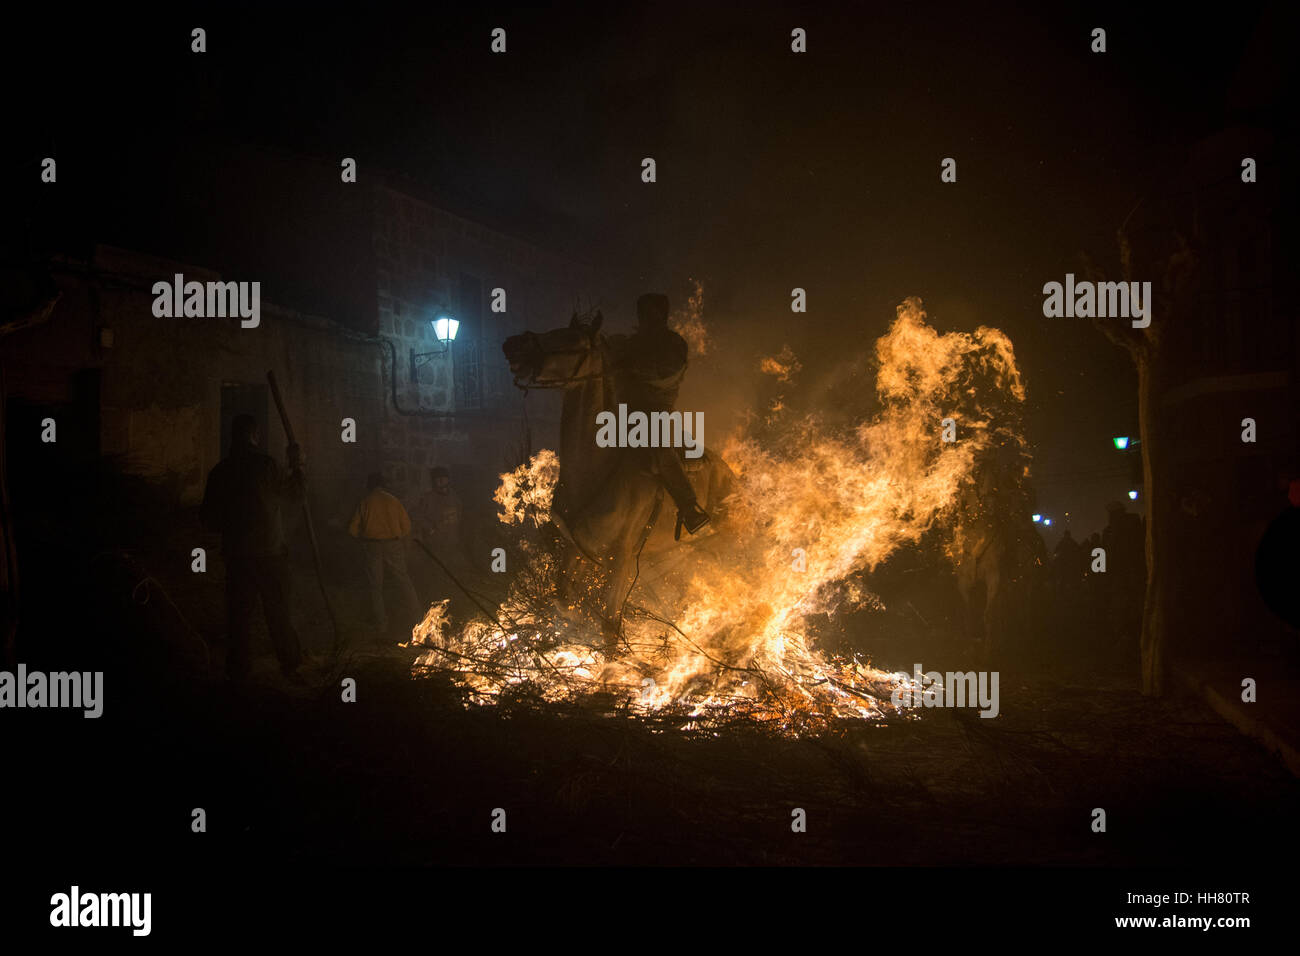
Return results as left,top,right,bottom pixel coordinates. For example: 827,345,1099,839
3,368,103,664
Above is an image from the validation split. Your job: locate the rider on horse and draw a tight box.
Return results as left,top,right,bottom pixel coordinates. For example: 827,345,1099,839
610,293,711,535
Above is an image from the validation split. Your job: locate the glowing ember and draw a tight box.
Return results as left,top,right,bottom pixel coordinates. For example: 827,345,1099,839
407,296,1026,733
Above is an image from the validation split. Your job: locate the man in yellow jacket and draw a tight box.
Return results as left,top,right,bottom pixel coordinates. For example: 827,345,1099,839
349,472,422,635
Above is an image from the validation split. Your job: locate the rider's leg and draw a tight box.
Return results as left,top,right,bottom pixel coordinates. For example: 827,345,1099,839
651,447,710,534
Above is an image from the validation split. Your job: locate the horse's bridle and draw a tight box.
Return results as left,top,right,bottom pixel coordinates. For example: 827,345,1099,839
511,330,609,390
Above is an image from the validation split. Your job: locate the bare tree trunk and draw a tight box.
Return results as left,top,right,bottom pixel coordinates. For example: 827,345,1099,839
1087,224,1197,696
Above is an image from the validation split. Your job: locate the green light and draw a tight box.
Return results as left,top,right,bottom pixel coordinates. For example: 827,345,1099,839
1113,436,1130,450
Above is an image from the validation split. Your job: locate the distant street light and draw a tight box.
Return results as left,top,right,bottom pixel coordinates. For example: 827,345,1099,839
1032,513,1042,523
1113,436,1130,450
1128,490,1139,500
1043,518,1052,527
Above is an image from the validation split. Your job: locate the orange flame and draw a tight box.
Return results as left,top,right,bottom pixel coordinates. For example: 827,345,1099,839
669,279,710,356
493,448,559,528
759,344,802,383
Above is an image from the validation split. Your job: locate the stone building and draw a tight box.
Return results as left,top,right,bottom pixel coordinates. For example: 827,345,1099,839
2,145,594,544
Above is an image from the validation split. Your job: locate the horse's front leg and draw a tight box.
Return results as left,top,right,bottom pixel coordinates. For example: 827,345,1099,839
954,560,977,644
553,540,582,610
599,552,638,657
980,564,1001,659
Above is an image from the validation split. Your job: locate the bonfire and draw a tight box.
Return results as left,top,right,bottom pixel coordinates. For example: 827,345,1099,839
404,296,1025,735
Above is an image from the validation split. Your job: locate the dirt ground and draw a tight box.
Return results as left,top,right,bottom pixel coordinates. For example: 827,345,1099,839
11,516,1298,870
17,629,1298,868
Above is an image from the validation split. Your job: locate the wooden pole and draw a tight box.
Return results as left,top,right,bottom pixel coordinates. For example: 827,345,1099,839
267,370,342,652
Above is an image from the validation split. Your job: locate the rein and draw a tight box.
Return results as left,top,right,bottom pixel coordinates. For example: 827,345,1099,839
513,371,606,390
510,330,609,390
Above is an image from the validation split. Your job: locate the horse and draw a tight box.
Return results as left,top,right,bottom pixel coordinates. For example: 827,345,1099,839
951,459,1046,658
954,519,1044,657
502,311,736,654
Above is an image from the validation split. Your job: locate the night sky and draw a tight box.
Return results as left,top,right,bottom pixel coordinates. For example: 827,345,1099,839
8,1,1289,537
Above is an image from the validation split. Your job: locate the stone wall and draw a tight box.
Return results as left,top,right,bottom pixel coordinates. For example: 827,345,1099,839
7,246,384,524
370,182,590,506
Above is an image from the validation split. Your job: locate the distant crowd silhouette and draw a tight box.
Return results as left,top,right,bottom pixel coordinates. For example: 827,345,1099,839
1046,500,1146,652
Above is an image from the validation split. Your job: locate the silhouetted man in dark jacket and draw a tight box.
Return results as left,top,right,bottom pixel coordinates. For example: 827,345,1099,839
201,414,305,682
613,293,710,534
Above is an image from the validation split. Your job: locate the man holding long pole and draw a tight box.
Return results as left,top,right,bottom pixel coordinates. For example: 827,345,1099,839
266,370,342,653
200,414,306,684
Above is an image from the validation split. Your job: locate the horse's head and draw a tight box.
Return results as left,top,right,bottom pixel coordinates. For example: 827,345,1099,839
503,310,606,389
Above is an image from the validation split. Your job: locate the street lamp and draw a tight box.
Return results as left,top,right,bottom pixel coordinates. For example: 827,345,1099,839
1128,490,1139,500
1032,513,1042,523
433,315,460,345
1113,436,1130,450
410,313,460,383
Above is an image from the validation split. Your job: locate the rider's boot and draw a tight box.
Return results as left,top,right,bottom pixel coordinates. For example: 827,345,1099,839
652,449,711,535
680,503,710,535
